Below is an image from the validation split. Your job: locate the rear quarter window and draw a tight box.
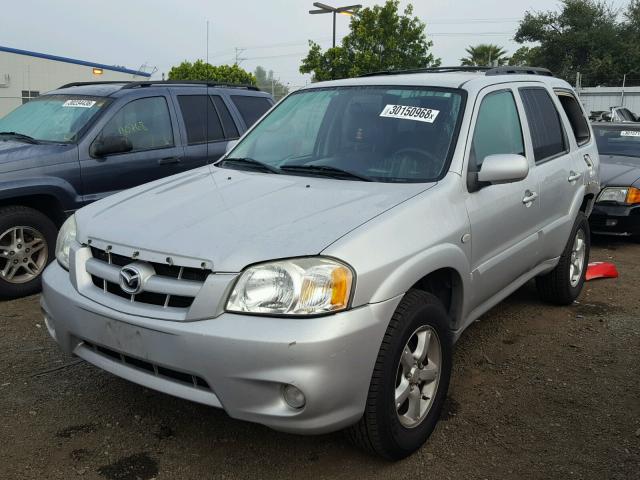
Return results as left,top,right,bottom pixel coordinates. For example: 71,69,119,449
231,96,272,128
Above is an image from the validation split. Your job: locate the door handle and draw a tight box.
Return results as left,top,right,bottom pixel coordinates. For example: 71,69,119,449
568,171,582,182
522,190,538,205
158,156,181,165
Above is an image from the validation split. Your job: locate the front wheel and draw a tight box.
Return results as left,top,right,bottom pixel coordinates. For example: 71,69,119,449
536,212,590,305
347,290,453,460
0,206,57,299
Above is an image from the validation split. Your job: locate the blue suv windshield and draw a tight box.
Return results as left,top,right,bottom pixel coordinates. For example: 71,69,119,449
0,95,108,143
224,86,465,183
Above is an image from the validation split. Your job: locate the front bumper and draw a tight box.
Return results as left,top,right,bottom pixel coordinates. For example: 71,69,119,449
41,262,400,434
589,203,640,236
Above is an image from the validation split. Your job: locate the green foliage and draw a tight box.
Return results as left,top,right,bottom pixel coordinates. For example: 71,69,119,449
254,66,290,100
508,46,540,66
514,0,640,84
460,44,509,67
168,61,256,85
300,0,440,81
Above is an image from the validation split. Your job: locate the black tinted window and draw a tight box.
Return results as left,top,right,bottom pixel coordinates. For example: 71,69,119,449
231,95,272,127
211,95,239,138
177,95,224,144
556,91,590,145
520,87,566,162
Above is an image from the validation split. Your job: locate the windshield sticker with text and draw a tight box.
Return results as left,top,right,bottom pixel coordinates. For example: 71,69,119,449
620,130,640,137
62,99,96,108
380,104,440,123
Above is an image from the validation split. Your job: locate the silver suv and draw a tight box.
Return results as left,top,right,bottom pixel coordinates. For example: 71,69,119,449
42,66,600,460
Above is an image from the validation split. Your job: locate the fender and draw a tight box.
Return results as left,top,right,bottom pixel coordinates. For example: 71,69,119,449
0,176,81,212
367,242,470,327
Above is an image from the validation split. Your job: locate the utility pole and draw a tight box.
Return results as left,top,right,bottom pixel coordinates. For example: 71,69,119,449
234,48,246,65
621,74,627,107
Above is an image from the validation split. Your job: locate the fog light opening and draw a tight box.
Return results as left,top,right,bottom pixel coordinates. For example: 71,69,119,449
282,384,306,409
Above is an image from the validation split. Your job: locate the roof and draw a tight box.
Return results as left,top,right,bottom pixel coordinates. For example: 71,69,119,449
0,45,151,77
301,69,572,93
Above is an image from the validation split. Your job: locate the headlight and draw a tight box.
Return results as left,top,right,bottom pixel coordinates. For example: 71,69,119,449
597,186,640,204
226,257,354,316
55,214,77,270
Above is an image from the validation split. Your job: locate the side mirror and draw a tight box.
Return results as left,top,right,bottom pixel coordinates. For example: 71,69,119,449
477,154,529,185
225,140,238,154
92,135,133,157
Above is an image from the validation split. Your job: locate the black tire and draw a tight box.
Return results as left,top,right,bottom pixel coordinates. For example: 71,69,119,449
346,290,453,460
536,212,590,305
0,206,57,299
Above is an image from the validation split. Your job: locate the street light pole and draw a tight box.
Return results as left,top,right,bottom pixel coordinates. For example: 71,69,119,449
309,2,362,49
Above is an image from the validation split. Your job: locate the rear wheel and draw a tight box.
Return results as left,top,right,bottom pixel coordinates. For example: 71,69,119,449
347,290,452,460
0,206,57,299
536,212,590,305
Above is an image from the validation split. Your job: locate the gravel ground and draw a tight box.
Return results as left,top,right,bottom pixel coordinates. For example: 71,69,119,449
1,238,639,480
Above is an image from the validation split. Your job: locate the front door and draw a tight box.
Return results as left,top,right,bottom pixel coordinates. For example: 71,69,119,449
79,94,183,204
464,86,540,310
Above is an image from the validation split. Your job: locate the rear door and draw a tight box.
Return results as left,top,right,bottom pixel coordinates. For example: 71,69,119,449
464,85,540,309
517,85,583,262
79,91,183,203
172,91,239,170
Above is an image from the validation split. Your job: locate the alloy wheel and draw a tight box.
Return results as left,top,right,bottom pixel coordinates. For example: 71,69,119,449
0,226,48,284
395,325,442,428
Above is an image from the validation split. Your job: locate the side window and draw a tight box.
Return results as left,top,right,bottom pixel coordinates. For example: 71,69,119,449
211,95,239,138
470,90,524,170
556,91,590,146
177,95,224,145
99,96,174,151
230,95,272,127
519,87,567,162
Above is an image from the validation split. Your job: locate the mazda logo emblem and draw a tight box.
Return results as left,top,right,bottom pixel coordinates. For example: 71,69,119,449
119,265,143,295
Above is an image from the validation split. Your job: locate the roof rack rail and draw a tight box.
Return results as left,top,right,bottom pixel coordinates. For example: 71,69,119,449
58,81,129,89
58,80,261,91
359,66,491,77
485,66,553,76
121,80,261,91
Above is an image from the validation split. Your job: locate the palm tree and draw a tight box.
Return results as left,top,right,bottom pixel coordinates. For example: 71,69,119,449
460,44,509,67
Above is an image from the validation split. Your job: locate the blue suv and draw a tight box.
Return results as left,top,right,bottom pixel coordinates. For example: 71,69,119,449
0,80,274,298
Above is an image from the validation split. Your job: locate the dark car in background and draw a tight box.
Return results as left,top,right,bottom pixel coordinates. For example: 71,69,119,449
590,122,640,239
0,80,274,298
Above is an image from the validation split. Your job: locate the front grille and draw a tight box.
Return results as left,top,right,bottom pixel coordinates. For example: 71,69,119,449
83,340,210,390
88,247,210,309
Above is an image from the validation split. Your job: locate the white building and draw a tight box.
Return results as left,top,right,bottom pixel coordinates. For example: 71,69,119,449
0,45,151,117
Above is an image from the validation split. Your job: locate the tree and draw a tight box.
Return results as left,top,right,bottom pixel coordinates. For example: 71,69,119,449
168,61,256,85
300,0,440,81
460,44,508,67
254,66,290,100
508,46,540,66
513,0,636,84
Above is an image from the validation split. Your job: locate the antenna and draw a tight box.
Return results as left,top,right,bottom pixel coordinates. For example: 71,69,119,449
206,20,210,164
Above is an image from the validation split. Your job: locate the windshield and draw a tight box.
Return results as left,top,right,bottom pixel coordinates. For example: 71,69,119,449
594,125,640,160
224,86,464,183
0,95,108,143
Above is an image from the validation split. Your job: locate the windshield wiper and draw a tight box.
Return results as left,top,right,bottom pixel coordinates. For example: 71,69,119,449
280,164,373,182
217,157,281,174
0,131,39,144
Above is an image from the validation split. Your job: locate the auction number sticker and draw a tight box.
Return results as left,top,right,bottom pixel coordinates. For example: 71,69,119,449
620,130,640,137
62,99,96,108
380,104,440,123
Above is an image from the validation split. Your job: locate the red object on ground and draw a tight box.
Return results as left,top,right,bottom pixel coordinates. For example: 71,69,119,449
586,262,619,281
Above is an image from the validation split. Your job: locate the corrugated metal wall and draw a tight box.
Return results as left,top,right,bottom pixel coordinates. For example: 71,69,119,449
578,87,640,115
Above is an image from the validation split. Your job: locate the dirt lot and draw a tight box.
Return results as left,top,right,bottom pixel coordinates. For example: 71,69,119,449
1,238,639,480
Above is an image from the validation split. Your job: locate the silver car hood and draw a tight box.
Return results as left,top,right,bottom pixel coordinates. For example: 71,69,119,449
76,166,434,272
